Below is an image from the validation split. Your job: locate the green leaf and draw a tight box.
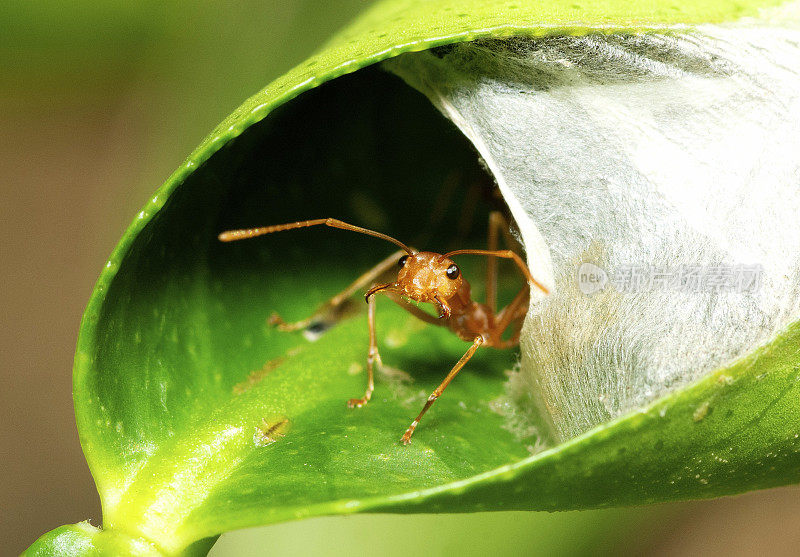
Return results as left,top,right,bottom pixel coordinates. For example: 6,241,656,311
28,0,800,554
25,522,216,556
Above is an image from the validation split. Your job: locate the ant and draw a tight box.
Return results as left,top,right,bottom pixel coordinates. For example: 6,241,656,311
219,214,548,444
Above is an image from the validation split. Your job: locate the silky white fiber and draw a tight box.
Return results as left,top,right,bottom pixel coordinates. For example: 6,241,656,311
386,10,800,441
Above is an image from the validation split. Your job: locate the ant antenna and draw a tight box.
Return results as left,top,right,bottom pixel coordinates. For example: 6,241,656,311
443,249,549,294
219,218,415,255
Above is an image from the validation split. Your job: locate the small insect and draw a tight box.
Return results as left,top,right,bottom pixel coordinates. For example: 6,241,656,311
219,214,548,444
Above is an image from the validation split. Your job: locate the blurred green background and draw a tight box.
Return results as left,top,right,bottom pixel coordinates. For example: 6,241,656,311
2,1,800,555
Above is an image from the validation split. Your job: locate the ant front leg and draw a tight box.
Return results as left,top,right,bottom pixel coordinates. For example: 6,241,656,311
401,336,485,445
269,250,404,333
347,286,448,411
347,292,380,408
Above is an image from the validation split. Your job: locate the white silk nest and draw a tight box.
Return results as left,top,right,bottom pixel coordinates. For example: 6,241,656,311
385,6,800,442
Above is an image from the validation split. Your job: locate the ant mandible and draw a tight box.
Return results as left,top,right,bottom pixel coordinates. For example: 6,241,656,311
219,214,548,444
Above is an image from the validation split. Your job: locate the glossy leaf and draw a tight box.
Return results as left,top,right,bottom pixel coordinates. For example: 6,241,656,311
27,0,800,554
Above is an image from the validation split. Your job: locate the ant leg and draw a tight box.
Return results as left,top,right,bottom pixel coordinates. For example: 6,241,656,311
401,336,485,445
454,182,481,247
269,250,404,332
416,172,484,250
497,316,526,349
486,213,500,315
347,289,445,410
486,211,524,313
348,293,379,408
495,288,530,349
495,285,530,333
415,169,462,247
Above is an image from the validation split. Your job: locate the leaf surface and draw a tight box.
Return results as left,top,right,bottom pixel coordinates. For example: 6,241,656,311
28,0,800,554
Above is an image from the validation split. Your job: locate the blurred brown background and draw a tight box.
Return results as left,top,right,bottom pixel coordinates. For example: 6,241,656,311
2,2,799,555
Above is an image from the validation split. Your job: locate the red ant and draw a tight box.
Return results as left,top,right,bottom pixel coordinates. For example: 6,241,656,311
219,214,548,444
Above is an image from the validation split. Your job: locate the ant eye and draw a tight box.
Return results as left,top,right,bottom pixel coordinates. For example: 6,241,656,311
398,255,409,268
446,264,460,280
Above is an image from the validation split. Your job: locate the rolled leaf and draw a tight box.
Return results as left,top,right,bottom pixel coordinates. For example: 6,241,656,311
26,0,800,554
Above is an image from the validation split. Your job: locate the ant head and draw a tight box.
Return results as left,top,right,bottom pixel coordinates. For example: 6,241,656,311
395,251,463,303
